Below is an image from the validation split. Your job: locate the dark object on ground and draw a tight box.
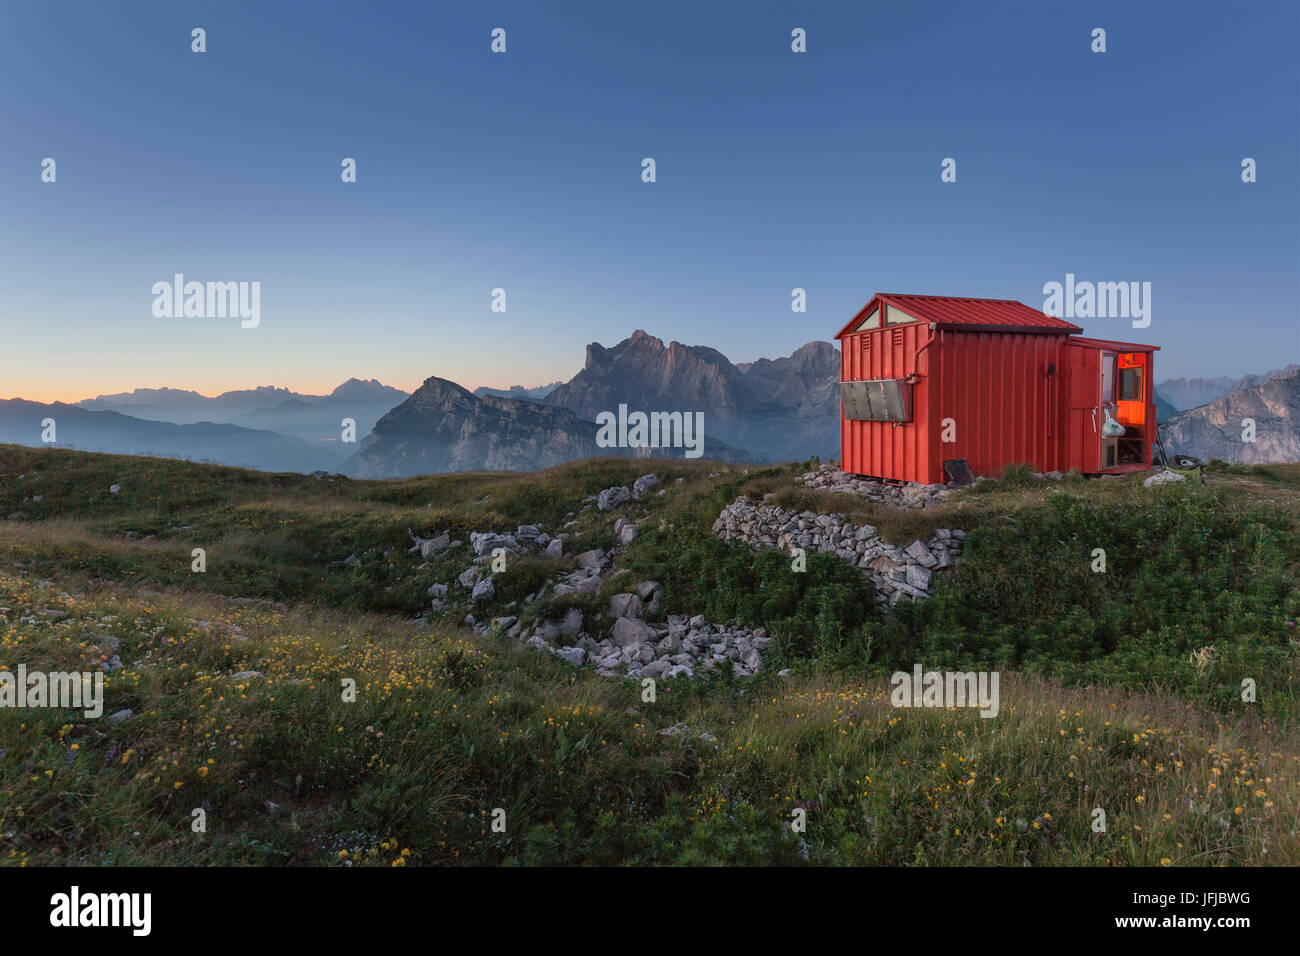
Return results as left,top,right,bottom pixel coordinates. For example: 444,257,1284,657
943,458,974,486
1154,424,1202,471
1155,436,1205,483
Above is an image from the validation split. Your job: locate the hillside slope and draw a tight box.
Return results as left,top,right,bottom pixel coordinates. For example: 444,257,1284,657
1,445,1296,866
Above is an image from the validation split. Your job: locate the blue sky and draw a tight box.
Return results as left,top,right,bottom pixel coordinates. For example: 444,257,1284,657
1,0,1296,401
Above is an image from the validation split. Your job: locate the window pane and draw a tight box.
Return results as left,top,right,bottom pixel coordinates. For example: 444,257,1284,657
1101,354,1116,403
854,308,880,331
1119,367,1142,401
886,306,918,325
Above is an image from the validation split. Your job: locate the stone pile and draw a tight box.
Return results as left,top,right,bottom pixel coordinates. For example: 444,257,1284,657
713,497,964,604
467,525,557,557
507,581,769,680
439,475,665,610
796,463,953,510
427,472,780,679
425,524,568,610
551,548,610,598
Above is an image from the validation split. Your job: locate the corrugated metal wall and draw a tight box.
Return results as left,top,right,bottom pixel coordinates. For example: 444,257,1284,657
841,327,1074,483
929,331,1070,480
839,323,931,482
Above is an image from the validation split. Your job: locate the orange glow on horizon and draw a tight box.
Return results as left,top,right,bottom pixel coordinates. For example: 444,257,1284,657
2,374,565,405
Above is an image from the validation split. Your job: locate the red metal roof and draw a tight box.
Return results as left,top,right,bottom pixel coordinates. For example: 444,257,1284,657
1068,335,1160,353
835,293,1084,338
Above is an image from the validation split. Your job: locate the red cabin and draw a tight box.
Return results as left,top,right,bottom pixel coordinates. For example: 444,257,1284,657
835,294,1159,484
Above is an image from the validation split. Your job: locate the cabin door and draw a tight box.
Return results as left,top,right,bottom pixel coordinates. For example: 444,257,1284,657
1099,352,1119,469
1068,347,1101,472
1068,346,1150,474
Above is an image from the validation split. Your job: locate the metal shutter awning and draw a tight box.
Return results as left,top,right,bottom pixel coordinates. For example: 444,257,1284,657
839,378,912,422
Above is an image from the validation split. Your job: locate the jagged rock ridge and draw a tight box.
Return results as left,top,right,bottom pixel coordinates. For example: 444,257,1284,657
349,375,747,477
1157,364,1300,411
543,331,840,462
1160,368,1300,464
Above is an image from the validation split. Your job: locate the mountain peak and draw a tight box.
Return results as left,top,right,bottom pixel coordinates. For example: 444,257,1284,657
543,332,840,461
412,376,476,403
628,329,664,347
328,378,405,402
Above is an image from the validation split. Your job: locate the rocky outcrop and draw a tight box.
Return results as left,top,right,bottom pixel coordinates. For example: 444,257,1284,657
551,548,610,598
349,377,605,477
349,377,747,477
1161,368,1300,464
713,498,964,604
428,479,775,679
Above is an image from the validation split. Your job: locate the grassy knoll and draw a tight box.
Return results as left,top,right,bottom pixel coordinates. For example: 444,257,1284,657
1,444,1297,865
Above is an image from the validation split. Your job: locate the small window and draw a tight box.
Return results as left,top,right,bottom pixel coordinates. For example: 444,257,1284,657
886,306,918,325
1119,366,1142,401
853,308,880,332
840,379,912,422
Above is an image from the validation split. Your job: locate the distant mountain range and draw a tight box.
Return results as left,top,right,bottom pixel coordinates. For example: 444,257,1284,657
347,331,840,478
472,382,563,402
349,374,748,477
80,378,406,420
543,330,841,463
0,399,340,473
1156,365,1300,412
5,344,1296,476
1160,367,1300,464
346,342,1300,474
76,379,409,462
1154,390,1179,423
